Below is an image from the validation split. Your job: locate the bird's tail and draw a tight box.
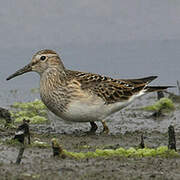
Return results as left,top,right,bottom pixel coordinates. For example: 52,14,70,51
145,86,175,93
123,76,158,84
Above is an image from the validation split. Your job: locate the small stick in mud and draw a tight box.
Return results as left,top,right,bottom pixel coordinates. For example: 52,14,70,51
14,120,30,164
14,119,31,144
177,80,180,95
157,91,164,100
0,107,12,125
51,138,66,158
139,134,145,149
168,125,176,151
15,145,25,164
151,110,162,118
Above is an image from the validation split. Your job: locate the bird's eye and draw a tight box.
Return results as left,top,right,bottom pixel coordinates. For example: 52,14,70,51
40,56,46,61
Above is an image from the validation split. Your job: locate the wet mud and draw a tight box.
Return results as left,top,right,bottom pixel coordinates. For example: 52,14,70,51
1,93,180,179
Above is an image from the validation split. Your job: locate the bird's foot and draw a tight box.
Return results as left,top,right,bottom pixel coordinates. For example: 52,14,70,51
88,122,98,134
101,120,109,134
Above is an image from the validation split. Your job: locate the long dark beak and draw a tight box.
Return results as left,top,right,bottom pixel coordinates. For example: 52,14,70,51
6,63,32,81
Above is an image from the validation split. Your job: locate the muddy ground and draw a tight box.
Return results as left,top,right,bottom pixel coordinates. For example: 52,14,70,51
1,93,180,180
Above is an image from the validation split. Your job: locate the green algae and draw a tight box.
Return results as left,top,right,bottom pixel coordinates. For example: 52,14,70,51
11,99,46,111
63,146,179,159
10,99,48,124
142,98,175,113
13,115,47,124
2,138,179,158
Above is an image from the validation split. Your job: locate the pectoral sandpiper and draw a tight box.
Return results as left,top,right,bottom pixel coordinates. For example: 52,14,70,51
7,49,172,133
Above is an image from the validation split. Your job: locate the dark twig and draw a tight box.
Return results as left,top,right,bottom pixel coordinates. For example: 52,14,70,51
151,110,163,118
16,145,25,164
14,119,31,144
0,107,12,125
168,125,176,151
139,134,145,149
51,138,66,158
14,119,31,164
157,91,164,100
177,80,180,95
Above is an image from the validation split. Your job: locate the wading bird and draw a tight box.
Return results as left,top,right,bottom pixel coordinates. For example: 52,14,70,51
7,49,172,133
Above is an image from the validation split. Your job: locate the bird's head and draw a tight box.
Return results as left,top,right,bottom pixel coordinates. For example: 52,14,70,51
6,49,65,80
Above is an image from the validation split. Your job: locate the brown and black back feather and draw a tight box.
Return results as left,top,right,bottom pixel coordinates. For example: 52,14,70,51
66,70,172,104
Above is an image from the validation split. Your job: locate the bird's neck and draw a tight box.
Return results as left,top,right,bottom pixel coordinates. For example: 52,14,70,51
40,67,66,90
39,67,68,113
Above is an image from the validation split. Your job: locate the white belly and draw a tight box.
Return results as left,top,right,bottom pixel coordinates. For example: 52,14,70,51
58,90,146,122
61,98,106,122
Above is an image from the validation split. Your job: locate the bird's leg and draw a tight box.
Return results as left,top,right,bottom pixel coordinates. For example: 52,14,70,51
90,122,98,133
101,120,109,134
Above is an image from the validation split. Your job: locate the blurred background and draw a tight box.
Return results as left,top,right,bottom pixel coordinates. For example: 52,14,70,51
0,0,180,105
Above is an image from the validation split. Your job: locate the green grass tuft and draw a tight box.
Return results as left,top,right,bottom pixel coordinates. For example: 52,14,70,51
1,138,178,158
142,98,175,113
63,146,179,159
10,99,48,124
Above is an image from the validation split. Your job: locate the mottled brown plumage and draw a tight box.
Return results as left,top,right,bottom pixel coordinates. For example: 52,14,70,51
6,49,172,133
65,70,158,104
